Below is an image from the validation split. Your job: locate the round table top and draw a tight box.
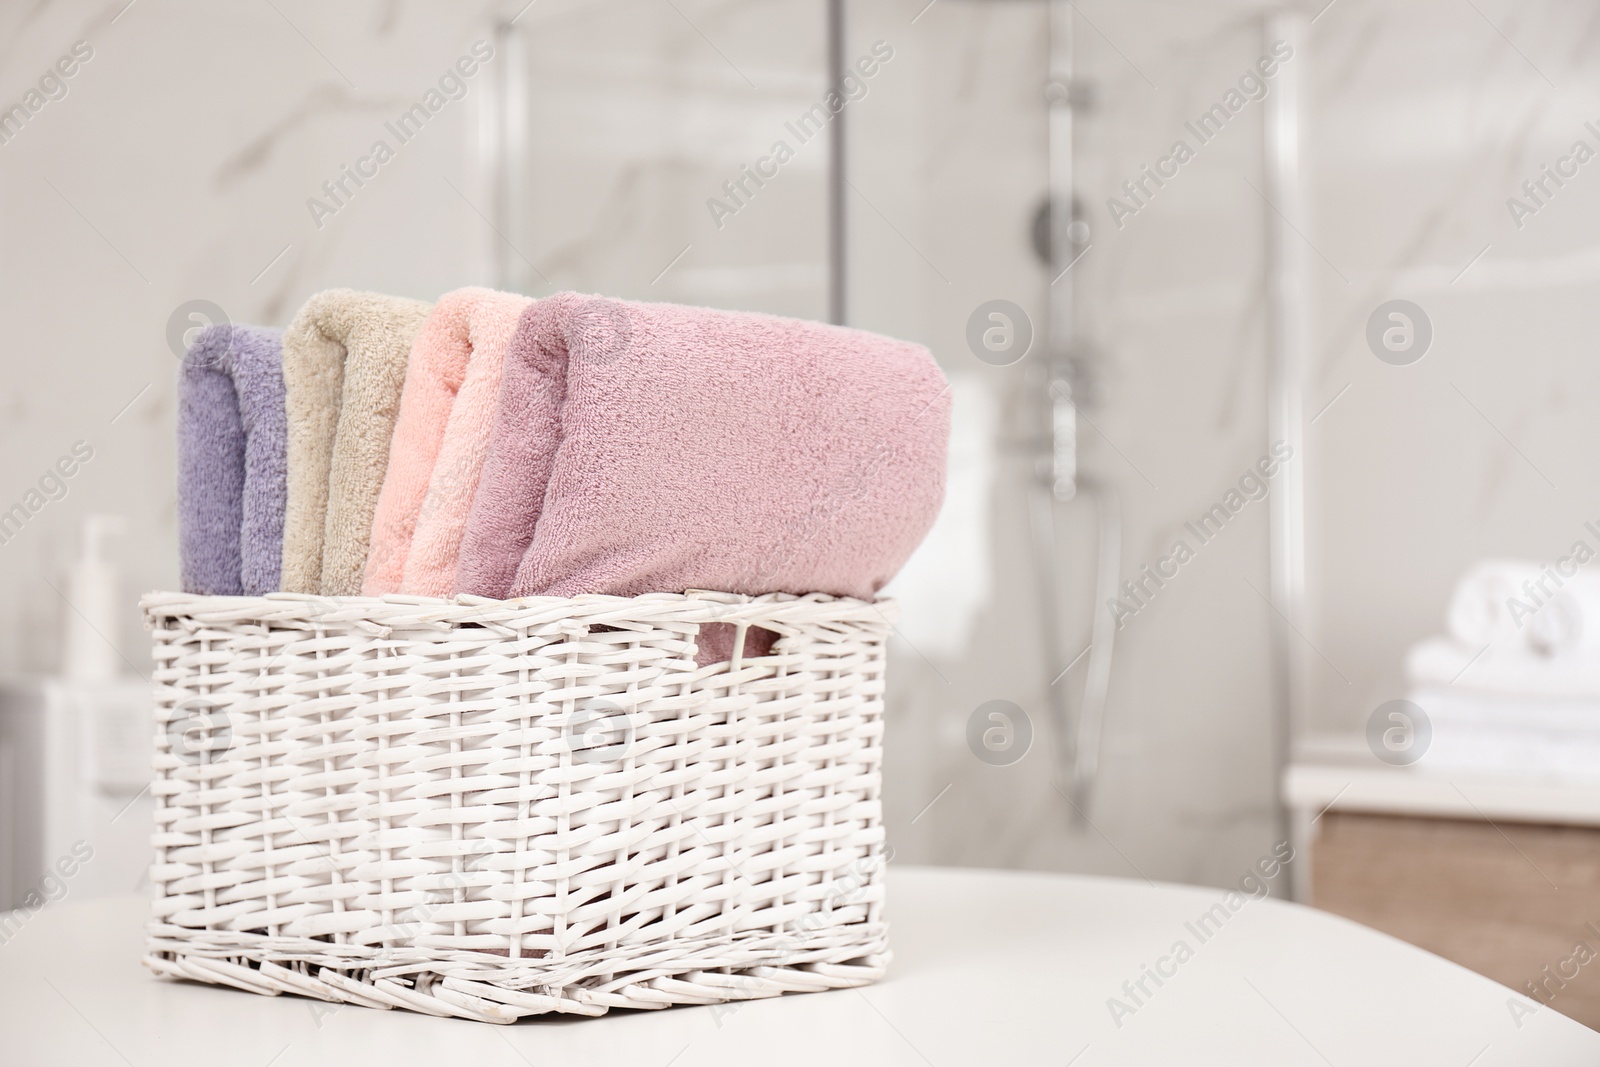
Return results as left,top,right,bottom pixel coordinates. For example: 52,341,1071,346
4,865,1595,1065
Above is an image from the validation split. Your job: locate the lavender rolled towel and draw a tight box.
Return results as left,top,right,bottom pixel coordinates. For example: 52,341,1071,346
177,324,287,595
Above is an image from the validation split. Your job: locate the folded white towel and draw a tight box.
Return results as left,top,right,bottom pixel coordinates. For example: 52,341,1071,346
1423,725,1600,779
1408,684,1600,732
1407,686,1600,779
1406,637,1600,698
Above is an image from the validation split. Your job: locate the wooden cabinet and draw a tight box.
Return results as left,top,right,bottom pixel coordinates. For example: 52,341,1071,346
1310,810,1600,1030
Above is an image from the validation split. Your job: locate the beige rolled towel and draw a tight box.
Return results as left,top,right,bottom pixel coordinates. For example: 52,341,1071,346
281,290,432,595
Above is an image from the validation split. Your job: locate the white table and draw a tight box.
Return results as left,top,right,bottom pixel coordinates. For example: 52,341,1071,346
4,866,1595,1065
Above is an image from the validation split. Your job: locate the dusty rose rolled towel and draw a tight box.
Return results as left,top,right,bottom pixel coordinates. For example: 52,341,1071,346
363,288,532,596
281,290,432,596
456,293,950,623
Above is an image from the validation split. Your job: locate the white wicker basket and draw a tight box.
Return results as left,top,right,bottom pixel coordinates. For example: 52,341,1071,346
142,589,893,1023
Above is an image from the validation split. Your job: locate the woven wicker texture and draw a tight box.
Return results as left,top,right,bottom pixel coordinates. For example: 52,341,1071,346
143,590,892,1022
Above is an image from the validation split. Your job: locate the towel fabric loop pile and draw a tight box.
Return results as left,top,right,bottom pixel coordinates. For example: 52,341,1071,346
176,324,287,597
179,288,950,663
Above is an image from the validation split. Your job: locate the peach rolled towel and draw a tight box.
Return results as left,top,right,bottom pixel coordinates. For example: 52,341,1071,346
455,292,950,615
363,288,533,596
281,289,432,595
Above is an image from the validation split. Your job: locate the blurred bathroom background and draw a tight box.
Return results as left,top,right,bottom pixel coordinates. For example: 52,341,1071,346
5,0,1600,1026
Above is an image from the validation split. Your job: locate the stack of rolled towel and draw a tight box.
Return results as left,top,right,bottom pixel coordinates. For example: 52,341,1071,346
177,287,950,661
1403,560,1600,777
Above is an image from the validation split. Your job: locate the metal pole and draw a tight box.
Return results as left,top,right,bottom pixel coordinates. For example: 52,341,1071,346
484,18,528,293
1046,0,1074,360
1262,9,1308,890
826,0,847,325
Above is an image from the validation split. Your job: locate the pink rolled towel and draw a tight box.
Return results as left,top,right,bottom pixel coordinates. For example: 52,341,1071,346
456,293,950,620
364,288,532,596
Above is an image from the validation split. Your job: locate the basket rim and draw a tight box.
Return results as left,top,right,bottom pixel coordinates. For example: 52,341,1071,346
141,588,899,633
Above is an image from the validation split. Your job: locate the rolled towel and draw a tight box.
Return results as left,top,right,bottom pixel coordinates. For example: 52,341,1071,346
1445,559,1529,646
177,324,287,596
1526,572,1600,657
1446,559,1600,658
281,290,432,595
364,288,533,596
456,293,950,609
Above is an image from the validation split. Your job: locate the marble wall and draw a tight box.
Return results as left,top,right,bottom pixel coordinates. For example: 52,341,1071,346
1300,0,1600,745
0,0,512,669
0,0,1587,893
